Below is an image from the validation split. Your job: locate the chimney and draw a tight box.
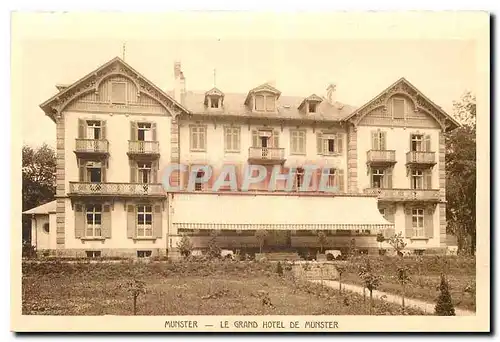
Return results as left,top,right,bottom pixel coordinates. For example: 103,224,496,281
173,61,186,105
326,83,336,105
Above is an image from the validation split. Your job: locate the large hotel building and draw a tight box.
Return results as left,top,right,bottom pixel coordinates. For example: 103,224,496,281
24,57,460,259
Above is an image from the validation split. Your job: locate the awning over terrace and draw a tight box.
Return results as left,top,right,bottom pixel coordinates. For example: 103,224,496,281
171,193,393,231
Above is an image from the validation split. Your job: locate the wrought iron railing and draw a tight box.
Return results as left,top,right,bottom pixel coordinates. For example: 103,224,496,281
366,150,396,163
363,188,440,201
128,140,160,154
406,151,436,164
75,139,109,153
248,147,285,160
69,182,164,196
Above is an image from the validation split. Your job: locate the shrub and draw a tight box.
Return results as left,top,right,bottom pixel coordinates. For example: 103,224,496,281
176,235,193,258
276,262,283,276
22,241,36,259
435,274,455,316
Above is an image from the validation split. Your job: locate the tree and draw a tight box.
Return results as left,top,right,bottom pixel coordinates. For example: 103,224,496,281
22,144,56,242
446,92,476,255
176,234,193,258
316,231,327,253
255,230,268,254
387,232,407,256
359,259,381,315
435,274,456,316
207,230,221,259
336,265,346,294
276,262,283,276
376,233,385,254
396,265,411,314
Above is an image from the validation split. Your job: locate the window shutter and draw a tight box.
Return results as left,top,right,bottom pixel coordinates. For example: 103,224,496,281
336,134,343,154
384,168,393,189
200,127,206,150
338,169,345,192
409,133,413,151
78,159,86,182
273,131,279,148
235,129,241,151
152,160,159,183
151,122,157,141
252,130,259,148
130,121,137,141
130,160,137,183
405,208,413,238
386,207,395,224
424,207,434,238
102,204,112,238
380,131,387,150
74,204,85,238
78,119,86,139
371,131,378,150
316,133,323,154
290,131,296,153
424,134,431,152
101,162,106,183
153,204,163,239
101,120,106,139
424,169,432,189
127,205,136,238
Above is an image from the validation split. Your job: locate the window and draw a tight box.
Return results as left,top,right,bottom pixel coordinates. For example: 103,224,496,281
111,82,127,104
411,134,424,152
224,127,240,152
86,204,102,237
137,123,152,142
372,130,386,150
86,161,102,183
411,169,424,189
295,167,304,191
392,98,406,119
412,209,425,237
137,250,152,258
86,121,101,139
190,125,207,151
372,168,384,188
137,205,153,237
43,223,49,233
308,102,317,113
327,139,335,153
290,130,306,154
255,95,265,111
254,94,276,112
324,168,337,188
195,170,205,191
379,208,386,217
138,162,152,184
318,133,343,155
265,96,275,112
210,96,220,108
86,251,101,258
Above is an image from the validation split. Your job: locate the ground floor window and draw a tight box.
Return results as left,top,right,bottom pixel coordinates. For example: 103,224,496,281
412,208,425,237
86,204,102,237
137,250,152,258
137,205,153,237
86,250,101,258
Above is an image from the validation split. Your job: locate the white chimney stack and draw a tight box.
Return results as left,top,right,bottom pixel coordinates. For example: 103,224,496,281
173,61,186,105
326,83,336,105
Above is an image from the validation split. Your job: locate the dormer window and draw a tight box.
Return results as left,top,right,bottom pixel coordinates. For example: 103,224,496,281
204,87,224,110
244,83,281,113
209,95,220,108
308,102,317,113
299,94,322,114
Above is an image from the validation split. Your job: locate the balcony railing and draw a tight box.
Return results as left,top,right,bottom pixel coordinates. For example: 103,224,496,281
69,182,164,197
406,151,436,165
75,139,109,154
128,140,160,156
363,188,440,202
248,147,286,164
366,150,396,164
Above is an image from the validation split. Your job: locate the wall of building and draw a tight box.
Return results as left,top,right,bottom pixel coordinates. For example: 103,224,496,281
30,214,57,250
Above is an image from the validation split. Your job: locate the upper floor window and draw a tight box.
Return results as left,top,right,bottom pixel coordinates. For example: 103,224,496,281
411,169,424,189
294,167,304,191
308,102,317,113
111,82,127,104
410,134,423,152
252,130,279,148
86,204,102,237
137,205,153,238
190,125,207,152
317,132,343,155
254,94,276,112
210,95,220,109
137,162,152,184
130,121,156,142
392,97,406,119
78,119,106,140
290,130,306,154
86,121,102,139
78,159,104,183
224,127,240,152
371,167,392,188
371,130,387,150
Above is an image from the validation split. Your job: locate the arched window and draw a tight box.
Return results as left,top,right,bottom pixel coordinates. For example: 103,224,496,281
43,223,50,233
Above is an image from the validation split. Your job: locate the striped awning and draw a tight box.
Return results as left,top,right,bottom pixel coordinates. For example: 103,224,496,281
171,193,393,231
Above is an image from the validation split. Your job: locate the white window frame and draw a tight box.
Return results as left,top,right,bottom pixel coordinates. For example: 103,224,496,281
373,130,385,150
411,169,424,189
290,130,306,155
224,127,240,153
86,120,101,140
137,162,152,184
86,161,102,183
86,204,102,237
111,81,127,104
137,205,153,238
412,208,425,237
327,168,337,188
323,135,336,155
371,168,385,188
254,94,276,112
411,134,424,152
137,122,152,142
190,125,207,152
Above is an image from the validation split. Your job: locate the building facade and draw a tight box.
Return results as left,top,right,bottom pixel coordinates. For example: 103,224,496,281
33,57,459,259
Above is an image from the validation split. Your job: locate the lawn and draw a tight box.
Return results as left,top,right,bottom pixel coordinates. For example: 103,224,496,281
336,256,476,311
22,260,426,316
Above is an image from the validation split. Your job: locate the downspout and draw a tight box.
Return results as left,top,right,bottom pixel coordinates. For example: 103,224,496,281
31,214,37,253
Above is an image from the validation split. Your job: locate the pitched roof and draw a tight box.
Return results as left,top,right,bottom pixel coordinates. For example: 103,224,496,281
23,200,56,215
40,57,190,122
173,90,357,122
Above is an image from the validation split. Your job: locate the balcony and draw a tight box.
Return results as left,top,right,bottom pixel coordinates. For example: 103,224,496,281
69,182,165,198
363,188,440,203
248,147,286,165
406,151,436,167
366,150,396,166
127,140,160,159
74,139,109,157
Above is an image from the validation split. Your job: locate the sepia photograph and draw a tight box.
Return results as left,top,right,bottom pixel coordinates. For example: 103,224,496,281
11,11,489,332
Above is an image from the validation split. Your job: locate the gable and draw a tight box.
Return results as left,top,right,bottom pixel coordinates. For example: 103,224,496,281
40,57,190,121
345,78,460,132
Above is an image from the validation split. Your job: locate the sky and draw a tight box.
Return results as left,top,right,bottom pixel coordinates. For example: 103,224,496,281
12,13,479,148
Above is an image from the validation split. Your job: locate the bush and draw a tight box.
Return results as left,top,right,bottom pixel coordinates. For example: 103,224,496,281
276,262,283,276
435,274,455,316
22,241,36,259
